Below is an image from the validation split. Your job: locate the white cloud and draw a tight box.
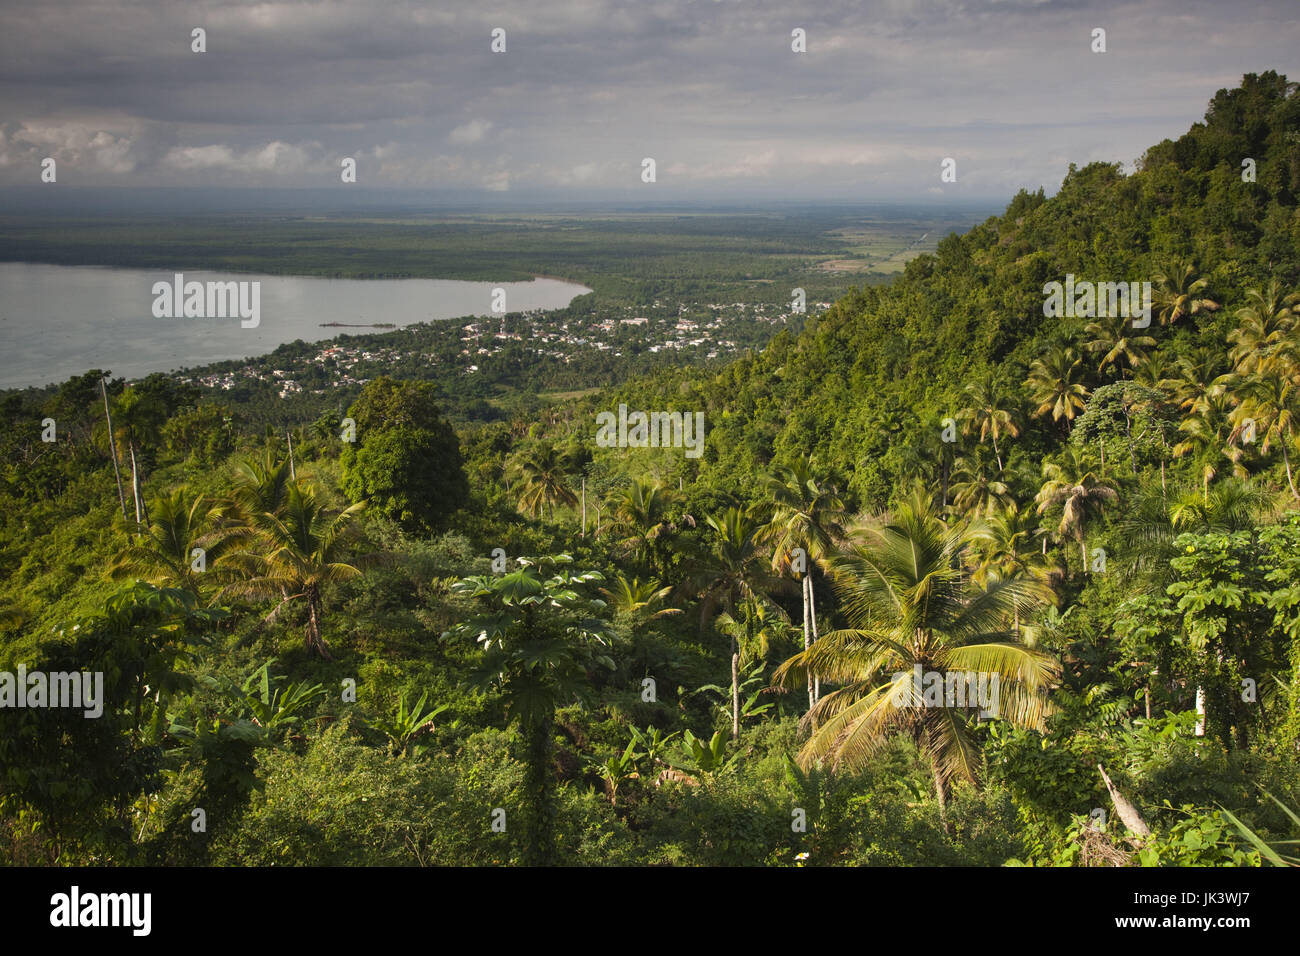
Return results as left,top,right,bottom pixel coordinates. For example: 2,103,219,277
449,119,493,145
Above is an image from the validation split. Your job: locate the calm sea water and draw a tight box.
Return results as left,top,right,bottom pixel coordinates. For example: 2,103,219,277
0,263,591,389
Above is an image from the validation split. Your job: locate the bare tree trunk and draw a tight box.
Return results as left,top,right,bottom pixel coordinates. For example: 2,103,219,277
1284,439,1298,500
932,758,950,834
809,573,821,704
286,430,296,481
581,477,586,537
100,377,129,523
802,574,812,710
129,442,144,532
731,636,740,741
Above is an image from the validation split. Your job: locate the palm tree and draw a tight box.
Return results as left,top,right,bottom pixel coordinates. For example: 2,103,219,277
1085,313,1157,379
756,462,847,709
112,386,168,531
1229,281,1297,375
607,478,686,575
220,482,366,658
949,449,1014,519
1230,368,1300,498
1025,346,1091,429
972,503,1056,633
1152,259,1220,327
1165,347,1229,416
107,488,245,598
1173,393,1244,502
957,374,1020,474
1035,448,1119,574
230,452,295,520
773,490,1057,822
512,443,578,520
693,507,774,739
599,573,681,629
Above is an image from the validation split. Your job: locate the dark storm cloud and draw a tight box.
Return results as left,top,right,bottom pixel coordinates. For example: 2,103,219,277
1,0,1297,199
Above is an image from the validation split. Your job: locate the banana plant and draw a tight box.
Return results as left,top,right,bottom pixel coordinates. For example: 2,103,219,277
589,739,643,806
239,661,326,734
672,729,741,777
629,725,680,766
369,690,451,757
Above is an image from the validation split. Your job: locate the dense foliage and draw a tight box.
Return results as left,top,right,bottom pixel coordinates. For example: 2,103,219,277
3,73,1300,867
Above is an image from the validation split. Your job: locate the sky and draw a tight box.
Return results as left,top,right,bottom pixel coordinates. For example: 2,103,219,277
1,0,1297,203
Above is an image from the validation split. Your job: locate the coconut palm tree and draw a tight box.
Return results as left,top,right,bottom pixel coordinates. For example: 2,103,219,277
755,461,847,709
1229,368,1300,499
1228,281,1298,375
693,507,775,739
1173,393,1245,502
107,488,246,598
219,483,366,658
772,489,1057,823
1025,346,1091,429
599,573,681,629
1085,313,1157,379
230,451,295,521
949,449,1015,519
971,503,1056,633
1035,448,1119,574
1165,347,1229,416
607,478,686,576
957,374,1020,474
1152,259,1220,327
511,443,578,520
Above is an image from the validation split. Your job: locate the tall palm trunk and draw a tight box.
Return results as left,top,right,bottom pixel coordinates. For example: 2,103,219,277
307,589,332,660
809,574,821,704
1282,436,1298,500
802,573,812,710
731,633,740,740
100,377,129,523
129,441,144,531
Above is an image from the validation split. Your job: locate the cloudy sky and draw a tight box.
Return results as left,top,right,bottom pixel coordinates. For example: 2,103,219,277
1,0,1297,202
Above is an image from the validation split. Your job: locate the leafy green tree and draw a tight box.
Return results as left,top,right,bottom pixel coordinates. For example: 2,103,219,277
340,378,468,533
220,483,367,658
445,555,613,865
774,490,1057,822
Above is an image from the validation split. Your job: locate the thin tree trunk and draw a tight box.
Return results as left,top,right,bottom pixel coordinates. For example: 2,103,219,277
129,442,144,531
581,477,586,537
809,574,821,704
731,635,740,741
1081,538,1088,575
100,377,129,523
802,573,812,711
1284,439,1298,500
286,430,296,481
932,756,950,834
